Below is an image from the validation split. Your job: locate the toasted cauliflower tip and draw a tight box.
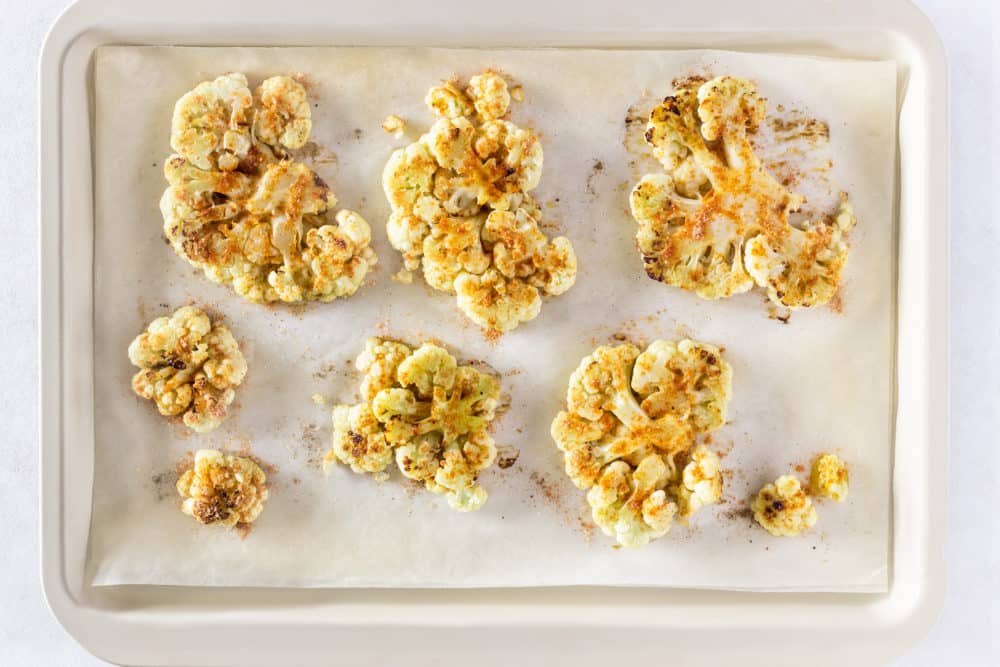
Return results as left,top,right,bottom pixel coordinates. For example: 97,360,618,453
128,306,246,433
383,71,575,333
751,475,818,537
551,339,731,547
326,338,501,512
176,449,269,527
163,72,377,304
810,453,849,502
631,75,854,309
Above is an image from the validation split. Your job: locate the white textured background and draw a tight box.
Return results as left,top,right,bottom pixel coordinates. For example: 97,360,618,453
1,0,995,663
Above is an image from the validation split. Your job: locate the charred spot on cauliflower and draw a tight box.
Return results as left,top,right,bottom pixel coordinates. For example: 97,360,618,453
810,453,849,502
551,339,731,547
176,449,269,528
128,306,246,433
163,73,376,304
630,75,855,308
751,474,817,537
324,337,503,512
383,71,576,333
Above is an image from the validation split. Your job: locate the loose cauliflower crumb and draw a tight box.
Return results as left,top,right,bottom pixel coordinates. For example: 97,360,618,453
383,71,576,333
630,75,855,309
163,73,377,304
810,453,849,501
751,474,818,537
176,449,269,527
324,337,502,511
128,306,247,433
551,339,731,547
381,114,407,137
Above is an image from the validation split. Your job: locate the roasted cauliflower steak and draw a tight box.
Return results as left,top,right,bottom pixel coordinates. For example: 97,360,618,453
630,75,855,308
162,72,377,304
551,339,731,547
324,337,503,512
383,71,576,333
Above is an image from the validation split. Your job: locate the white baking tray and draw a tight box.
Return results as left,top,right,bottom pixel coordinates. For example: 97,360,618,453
39,0,948,664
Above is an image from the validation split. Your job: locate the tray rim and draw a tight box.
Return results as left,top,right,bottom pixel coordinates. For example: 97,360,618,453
38,0,948,664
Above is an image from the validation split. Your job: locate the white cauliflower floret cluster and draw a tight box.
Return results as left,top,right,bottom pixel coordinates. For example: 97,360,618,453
176,449,269,528
162,72,377,304
551,339,732,547
383,71,577,333
810,453,849,502
324,338,503,511
751,474,818,537
128,306,247,433
630,75,856,308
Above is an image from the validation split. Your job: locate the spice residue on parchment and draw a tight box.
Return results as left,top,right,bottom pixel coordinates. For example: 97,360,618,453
293,141,339,167
528,471,596,543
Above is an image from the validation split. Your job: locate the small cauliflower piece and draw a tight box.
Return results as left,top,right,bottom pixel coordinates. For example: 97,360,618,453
551,340,731,547
325,338,503,512
382,114,407,137
162,72,377,304
383,71,575,333
128,306,246,433
630,75,855,308
810,453,849,502
176,449,269,527
751,474,818,537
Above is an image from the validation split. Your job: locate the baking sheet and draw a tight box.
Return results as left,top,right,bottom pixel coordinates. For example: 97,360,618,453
88,46,895,590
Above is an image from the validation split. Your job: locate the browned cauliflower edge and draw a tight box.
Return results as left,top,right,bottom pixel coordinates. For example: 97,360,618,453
629,75,856,309
176,449,269,528
128,306,247,433
162,72,377,304
550,339,732,547
323,337,503,512
383,71,576,334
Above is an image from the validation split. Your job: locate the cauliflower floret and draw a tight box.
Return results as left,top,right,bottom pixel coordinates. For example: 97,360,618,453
454,268,542,333
751,474,818,537
161,72,377,304
253,76,312,149
324,403,394,474
356,338,414,402
325,338,502,511
171,73,254,172
176,449,269,527
671,445,723,521
630,75,855,308
588,455,675,548
383,71,575,333
810,453,849,502
631,339,731,433
551,340,731,547
466,72,511,121
128,306,247,433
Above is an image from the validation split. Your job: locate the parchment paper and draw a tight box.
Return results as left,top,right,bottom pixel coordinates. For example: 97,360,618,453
88,47,896,590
